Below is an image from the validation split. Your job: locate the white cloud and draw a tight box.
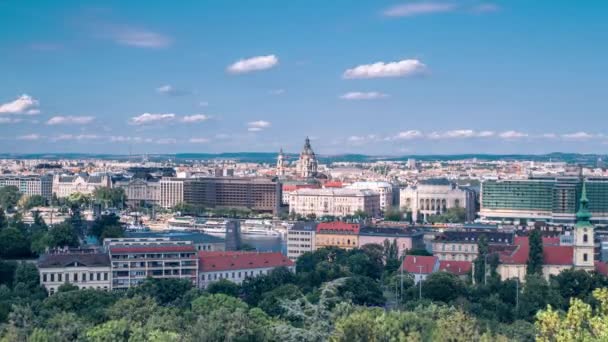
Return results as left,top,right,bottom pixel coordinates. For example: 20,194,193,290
0,117,23,124
17,134,42,141
499,130,528,139
428,130,495,139
156,84,189,96
562,132,595,140
227,55,278,74
0,94,40,115
109,136,153,143
113,27,171,48
343,59,427,79
541,133,557,139
247,120,271,131
340,91,388,100
347,135,378,144
130,113,175,125
477,130,495,137
46,116,94,125
52,134,99,141
155,138,177,144
269,89,285,95
394,130,423,140
181,114,211,123
443,129,476,138
383,3,456,17
189,138,210,143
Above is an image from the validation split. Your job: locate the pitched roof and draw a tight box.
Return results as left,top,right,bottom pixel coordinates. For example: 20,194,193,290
359,226,421,237
439,260,472,276
595,261,608,276
317,222,360,234
498,236,529,264
38,252,110,268
400,255,438,274
198,251,294,272
109,245,197,254
543,245,573,265
498,235,574,266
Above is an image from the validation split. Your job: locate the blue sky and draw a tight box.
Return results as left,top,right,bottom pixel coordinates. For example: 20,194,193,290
1,0,607,155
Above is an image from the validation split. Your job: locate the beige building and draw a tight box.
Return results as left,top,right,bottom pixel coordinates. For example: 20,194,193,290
159,178,184,208
38,249,111,294
0,174,53,200
114,178,160,207
400,179,474,222
286,222,317,261
347,181,393,211
289,188,380,218
52,174,111,198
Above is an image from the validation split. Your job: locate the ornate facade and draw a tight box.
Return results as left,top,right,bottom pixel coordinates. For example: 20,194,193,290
276,148,287,177
297,137,318,179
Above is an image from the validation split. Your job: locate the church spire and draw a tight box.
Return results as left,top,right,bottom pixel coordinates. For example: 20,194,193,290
576,181,592,227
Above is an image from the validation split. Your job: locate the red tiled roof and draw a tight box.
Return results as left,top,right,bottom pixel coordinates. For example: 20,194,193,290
595,261,608,276
543,245,573,265
498,236,574,266
316,221,360,234
323,181,343,188
400,255,438,274
439,260,472,276
198,251,294,272
542,237,561,245
283,184,319,192
110,245,197,254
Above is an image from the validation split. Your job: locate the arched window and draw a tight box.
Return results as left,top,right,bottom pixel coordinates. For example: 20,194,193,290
583,234,588,243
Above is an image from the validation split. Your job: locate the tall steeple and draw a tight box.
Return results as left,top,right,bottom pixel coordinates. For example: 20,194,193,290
276,148,286,177
298,137,318,179
576,181,592,228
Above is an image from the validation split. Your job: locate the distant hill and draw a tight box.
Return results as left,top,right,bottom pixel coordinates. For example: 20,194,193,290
0,152,605,165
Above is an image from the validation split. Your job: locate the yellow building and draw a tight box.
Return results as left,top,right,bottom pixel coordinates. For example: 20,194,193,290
315,222,360,250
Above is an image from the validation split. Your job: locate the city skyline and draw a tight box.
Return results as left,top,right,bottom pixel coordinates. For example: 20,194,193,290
1,1,607,154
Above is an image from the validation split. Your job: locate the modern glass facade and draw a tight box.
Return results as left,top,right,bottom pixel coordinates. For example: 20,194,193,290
480,177,608,224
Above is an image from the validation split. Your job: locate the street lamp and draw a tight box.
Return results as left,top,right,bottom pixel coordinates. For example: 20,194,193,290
417,265,424,300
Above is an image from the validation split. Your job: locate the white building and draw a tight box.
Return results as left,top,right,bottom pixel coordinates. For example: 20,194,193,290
289,188,380,218
287,222,317,261
297,137,318,179
400,179,473,222
347,181,393,211
114,178,160,207
0,174,53,200
52,174,111,198
37,249,111,294
198,251,295,288
159,178,184,208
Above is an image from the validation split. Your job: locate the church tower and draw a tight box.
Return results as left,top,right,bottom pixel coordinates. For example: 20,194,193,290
276,148,286,177
298,137,318,179
573,181,595,271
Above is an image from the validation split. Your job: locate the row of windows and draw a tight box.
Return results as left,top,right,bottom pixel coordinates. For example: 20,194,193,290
42,271,108,283
202,268,270,281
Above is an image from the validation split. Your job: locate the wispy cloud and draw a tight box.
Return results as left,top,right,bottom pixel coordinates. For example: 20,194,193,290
46,116,94,125
561,132,597,140
155,138,177,144
17,134,42,141
394,130,424,140
130,113,175,125
343,59,427,79
247,120,271,132
189,137,210,143
227,55,278,74
383,2,456,17
52,134,99,141
0,117,23,124
156,84,189,96
180,114,211,123
110,26,171,48
340,91,388,100
499,130,528,139
269,89,286,95
471,3,500,13
0,94,40,115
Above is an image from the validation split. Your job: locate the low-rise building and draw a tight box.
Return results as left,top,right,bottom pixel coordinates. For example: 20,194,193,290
400,255,439,283
315,221,360,250
0,174,53,200
38,249,111,294
289,188,380,218
114,177,160,207
400,178,475,222
198,251,294,288
287,222,317,261
358,226,424,256
432,231,514,262
53,174,111,198
119,232,226,252
107,241,198,289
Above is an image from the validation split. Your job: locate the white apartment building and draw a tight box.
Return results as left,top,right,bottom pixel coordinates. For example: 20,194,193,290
198,251,294,289
346,181,393,211
37,249,111,294
159,178,184,208
289,188,380,218
0,175,53,200
400,179,473,222
52,174,111,198
114,178,160,206
286,222,317,261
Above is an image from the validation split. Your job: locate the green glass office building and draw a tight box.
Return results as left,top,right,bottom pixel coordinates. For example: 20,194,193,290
480,177,608,224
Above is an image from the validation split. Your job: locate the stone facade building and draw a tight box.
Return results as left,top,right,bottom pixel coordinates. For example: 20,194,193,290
297,137,318,179
289,188,380,218
400,179,474,222
52,174,111,198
